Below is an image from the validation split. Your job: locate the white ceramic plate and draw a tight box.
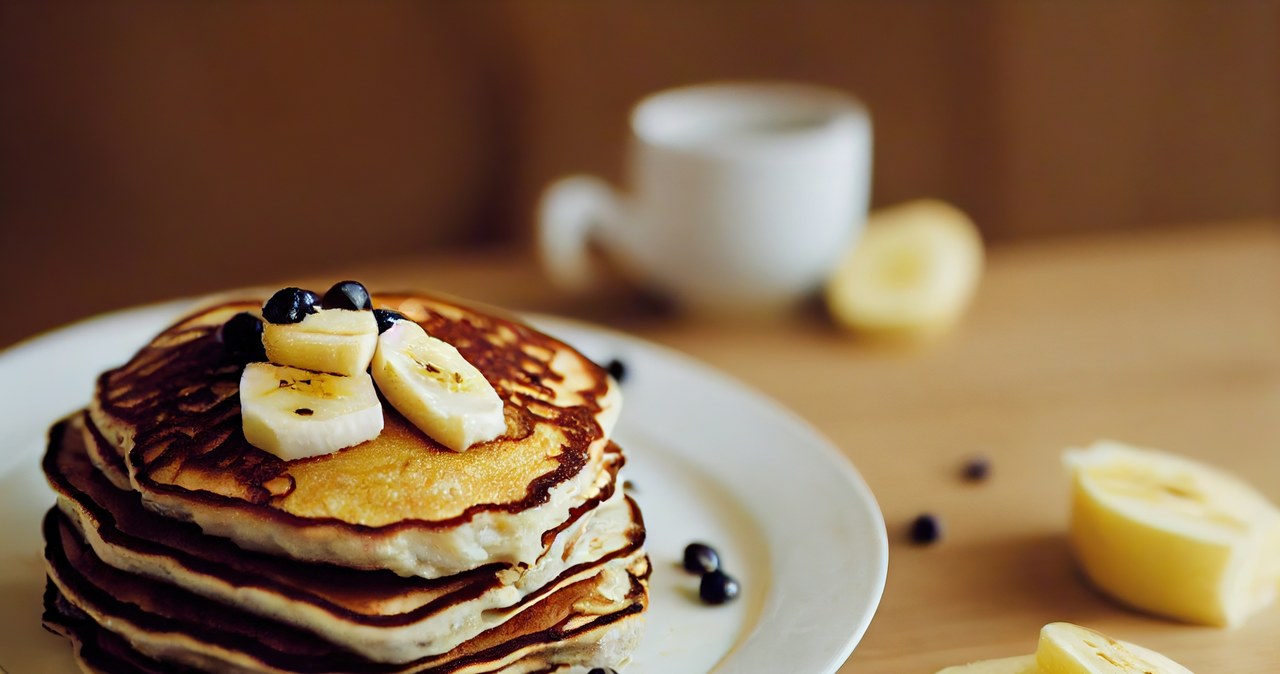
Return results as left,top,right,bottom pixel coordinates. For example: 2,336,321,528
0,302,887,674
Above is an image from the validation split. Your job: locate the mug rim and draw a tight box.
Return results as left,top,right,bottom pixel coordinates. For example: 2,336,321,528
630,81,869,153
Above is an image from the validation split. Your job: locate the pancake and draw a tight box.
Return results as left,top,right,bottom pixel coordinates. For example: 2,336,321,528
43,510,649,674
46,414,645,663
41,587,592,674
41,287,649,672
86,293,622,578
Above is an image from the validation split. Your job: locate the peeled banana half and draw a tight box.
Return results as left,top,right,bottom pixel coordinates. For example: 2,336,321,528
933,623,1196,674
1036,622,1193,674
826,198,984,340
1065,440,1280,627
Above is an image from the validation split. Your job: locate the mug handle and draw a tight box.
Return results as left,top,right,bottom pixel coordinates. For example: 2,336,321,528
536,175,622,293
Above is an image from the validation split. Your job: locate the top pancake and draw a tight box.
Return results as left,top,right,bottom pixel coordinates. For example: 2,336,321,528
88,293,621,578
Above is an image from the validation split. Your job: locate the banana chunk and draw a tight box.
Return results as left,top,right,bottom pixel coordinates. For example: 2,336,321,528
826,199,983,340
1065,440,1280,627
263,308,378,376
936,654,1041,674
371,319,505,452
1036,623,1193,674
240,363,384,460
934,623,1195,674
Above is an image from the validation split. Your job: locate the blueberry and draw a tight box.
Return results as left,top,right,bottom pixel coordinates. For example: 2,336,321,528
962,455,991,482
605,358,627,383
373,308,406,334
909,513,942,545
218,312,265,362
322,280,373,311
262,287,320,324
587,669,617,674
699,570,740,605
682,542,720,574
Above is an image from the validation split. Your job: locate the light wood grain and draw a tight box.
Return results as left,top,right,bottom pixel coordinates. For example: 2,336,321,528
307,221,1280,671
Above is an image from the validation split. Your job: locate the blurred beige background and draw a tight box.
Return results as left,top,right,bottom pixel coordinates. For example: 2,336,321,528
2,1,1278,347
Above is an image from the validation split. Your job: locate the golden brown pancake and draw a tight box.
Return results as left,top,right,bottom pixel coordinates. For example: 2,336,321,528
42,509,650,674
47,414,645,663
41,289,648,672
87,293,622,578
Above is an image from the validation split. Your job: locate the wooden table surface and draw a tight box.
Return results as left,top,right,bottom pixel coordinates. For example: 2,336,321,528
127,221,1280,672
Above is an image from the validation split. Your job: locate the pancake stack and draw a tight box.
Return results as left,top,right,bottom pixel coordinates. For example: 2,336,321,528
41,291,649,673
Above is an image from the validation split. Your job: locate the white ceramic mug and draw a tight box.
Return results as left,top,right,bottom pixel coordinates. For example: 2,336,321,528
538,81,872,316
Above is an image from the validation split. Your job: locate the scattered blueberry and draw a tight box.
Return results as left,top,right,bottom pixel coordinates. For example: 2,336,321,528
588,669,617,674
322,280,373,311
218,312,266,362
262,287,320,324
682,542,720,575
699,570,741,605
909,513,942,545
962,455,991,482
373,308,406,334
604,358,627,383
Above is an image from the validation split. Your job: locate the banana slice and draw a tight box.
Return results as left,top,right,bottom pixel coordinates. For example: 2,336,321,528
936,654,1041,674
826,199,983,340
240,363,384,460
1065,440,1280,627
371,319,505,452
263,308,378,376
1036,623,1193,674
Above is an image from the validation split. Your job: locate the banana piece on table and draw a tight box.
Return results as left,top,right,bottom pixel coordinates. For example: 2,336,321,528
1036,623,1193,674
1065,440,1280,627
371,319,506,452
262,308,379,376
934,622,1196,674
826,198,983,340
240,363,384,460
936,654,1041,674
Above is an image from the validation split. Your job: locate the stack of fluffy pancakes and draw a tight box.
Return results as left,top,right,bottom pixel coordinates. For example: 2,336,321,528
41,293,649,674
